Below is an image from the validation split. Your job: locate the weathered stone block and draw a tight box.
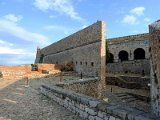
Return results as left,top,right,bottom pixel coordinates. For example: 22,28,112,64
95,116,103,120
108,116,116,120
88,115,95,120
89,100,100,108
79,104,85,110
97,111,104,118
85,107,97,116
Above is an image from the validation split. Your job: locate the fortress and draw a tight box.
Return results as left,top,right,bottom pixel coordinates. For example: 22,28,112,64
107,33,150,75
35,20,160,117
35,23,150,76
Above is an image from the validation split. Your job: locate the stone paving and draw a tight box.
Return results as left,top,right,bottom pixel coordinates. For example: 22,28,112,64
0,77,84,120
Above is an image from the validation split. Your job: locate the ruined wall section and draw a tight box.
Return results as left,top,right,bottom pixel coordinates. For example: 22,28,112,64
36,21,105,76
149,20,160,116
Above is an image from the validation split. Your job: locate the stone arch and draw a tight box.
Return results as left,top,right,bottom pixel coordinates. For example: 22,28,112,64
108,53,114,63
118,50,128,61
134,48,145,60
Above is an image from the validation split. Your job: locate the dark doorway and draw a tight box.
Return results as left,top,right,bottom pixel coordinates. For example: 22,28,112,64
134,48,145,60
107,53,114,63
39,54,44,63
119,50,128,61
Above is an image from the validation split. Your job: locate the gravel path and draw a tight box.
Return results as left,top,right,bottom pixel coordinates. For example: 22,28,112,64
0,78,84,120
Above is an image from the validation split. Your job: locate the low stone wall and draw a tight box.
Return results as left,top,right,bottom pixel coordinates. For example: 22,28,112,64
120,76,149,89
106,76,150,89
57,78,98,97
41,85,156,120
107,59,150,75
0,64,60,80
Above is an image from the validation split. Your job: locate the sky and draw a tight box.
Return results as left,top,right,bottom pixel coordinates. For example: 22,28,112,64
0,0,159,66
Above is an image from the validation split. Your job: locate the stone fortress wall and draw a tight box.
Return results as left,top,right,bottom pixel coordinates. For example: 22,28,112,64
35,22,150,76
108,33,149,62
36,20,160,117
35,21,106,76
107,33,150,75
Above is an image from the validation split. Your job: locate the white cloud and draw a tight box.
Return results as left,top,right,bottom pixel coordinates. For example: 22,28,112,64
0,54,35,65
33,0,83,21
130,7,145,16
0,46,34,55
4,14,23,22
122,15,139,25
81,25,88,29
44,25,66,31
0,43,35,65
0,19,49,45
0,39,14,46
49,15,56,18
144,18,151,22
43,24,74,35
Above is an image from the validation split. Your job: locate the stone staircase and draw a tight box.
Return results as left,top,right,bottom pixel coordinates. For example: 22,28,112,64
115,93,137,103
113,92,151,112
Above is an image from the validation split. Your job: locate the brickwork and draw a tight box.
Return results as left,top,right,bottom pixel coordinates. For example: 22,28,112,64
149,20,160,116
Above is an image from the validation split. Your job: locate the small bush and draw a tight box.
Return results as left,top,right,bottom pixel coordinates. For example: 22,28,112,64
42,70,49,74
0,71,3,78
31,64,38,71
60,62,74,71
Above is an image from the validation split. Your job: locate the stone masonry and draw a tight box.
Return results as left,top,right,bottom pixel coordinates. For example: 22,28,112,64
149,20,160,116
108,33,149,62
41,84,157,120
35,27,150,76
35,21,106,77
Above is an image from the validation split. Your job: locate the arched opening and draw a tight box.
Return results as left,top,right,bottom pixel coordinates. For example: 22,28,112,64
107,53,114,63
134,48,145,60
119,50,128,61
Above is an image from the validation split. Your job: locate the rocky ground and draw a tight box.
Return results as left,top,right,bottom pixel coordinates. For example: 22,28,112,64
0,77,84,120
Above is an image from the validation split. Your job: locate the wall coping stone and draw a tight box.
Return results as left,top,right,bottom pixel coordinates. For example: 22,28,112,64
56,78,98,86
41,84,157,120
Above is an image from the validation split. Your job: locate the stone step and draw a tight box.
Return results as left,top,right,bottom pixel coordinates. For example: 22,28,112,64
120,95,135,99
124,98,137,103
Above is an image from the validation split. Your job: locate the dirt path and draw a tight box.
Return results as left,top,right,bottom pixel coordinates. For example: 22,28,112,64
0,78,83,120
